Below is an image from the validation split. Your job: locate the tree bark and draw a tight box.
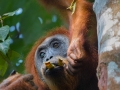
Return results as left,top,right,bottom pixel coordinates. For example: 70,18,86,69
93,0,120,90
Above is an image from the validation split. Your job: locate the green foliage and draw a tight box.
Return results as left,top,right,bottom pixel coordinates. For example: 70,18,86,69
0,55,8,76
0,0,64,80
0,10,17,76
0,36,11,55
0,26,9,42
0,11,16,20
67,0,76,14
0,49,20,76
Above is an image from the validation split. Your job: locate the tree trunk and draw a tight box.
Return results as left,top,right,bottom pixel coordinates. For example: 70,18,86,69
93,0,120,90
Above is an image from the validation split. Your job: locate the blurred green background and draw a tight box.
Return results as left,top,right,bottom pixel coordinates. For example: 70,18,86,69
0,0,67,81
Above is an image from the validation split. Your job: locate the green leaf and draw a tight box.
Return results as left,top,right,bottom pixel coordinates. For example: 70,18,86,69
3,11,15,16
0,58,8,76
8,50,20,60
72,2,76,14
0,25,9,41
67,0,76,14
0,37,11,55
1,11,16,20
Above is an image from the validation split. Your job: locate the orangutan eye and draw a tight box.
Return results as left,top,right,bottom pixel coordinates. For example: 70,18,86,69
40,52,45,58
53,42,60,48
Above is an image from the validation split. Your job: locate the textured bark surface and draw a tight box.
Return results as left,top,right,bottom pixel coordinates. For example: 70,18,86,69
93,0,120,90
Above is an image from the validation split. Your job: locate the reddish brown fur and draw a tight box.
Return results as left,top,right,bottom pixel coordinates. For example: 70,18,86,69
0,26,98,90
25,27,69,90
0,74,37,90
38,0,97,69
70,0,97,44
25,27,98,90
0,0,98,89
39,0,97,45
37,0,98,89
